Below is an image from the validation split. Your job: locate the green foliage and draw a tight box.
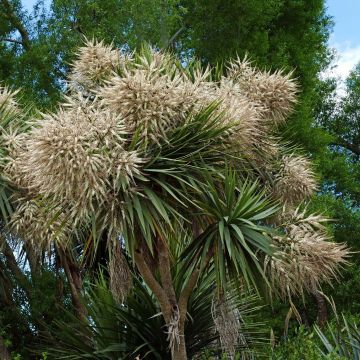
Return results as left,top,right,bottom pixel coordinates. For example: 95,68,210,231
183,171,277,291
271,327,323,360
42,271,266,359
0,0,332,109
315,315,360,360
0,0,184,106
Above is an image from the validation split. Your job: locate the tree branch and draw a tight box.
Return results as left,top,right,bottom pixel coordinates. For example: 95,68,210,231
22,241,40,279
0,258,14,306
158,239,177,306
178,268,199,317
166,26,185,48
0,233,30,291
330,139,360,156
0,37,24,46
1,0,31,50
134,249,172,322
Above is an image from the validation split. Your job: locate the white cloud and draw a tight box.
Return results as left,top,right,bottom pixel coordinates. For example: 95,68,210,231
321,42,360,96
328,43,360,79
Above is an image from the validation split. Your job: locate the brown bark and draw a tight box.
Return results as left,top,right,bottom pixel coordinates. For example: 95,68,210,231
60,250,87,319
0,234,30,292
174,268,201,360
134,249,172,322
158,240,177,306
314,291,328,327
135,238,212,360
0,335,11,360
172,340,187,360
135,244,190,359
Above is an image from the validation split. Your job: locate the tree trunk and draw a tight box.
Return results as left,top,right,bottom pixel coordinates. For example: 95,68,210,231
314,291,328,327
134,239,209,360
172,337,187,360
23,241,40,278
135,247,188,359
60,250,87,319
0,335,11,360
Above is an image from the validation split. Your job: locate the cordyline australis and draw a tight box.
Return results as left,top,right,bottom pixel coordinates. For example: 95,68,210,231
0,39,350,359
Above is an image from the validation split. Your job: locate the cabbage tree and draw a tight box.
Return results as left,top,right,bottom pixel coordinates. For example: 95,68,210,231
2,40,349,359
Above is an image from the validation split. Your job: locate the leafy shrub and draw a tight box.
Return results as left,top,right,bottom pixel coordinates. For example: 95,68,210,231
271,327,323,360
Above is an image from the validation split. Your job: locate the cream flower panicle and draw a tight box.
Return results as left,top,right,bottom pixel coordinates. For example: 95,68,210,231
10,198,72,249
98,68,197,143
265,208,350,299
227,57,298,125
9,98,143,223
272,154,317,205
0,86,20,116
7,41,347,298
69,38,125,93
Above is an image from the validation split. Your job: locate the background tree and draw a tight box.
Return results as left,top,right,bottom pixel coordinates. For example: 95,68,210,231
311,64,360,316
0,0,184,106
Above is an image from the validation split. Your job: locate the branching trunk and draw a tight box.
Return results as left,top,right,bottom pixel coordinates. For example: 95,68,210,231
136,245,188,359
134,248,172,322
135,238,210,360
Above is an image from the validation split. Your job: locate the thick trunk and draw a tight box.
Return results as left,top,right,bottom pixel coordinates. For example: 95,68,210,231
134,240,208,360
135,246,188,359
172,338,187,360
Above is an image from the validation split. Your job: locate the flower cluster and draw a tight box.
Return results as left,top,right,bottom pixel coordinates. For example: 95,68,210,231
5,40,347,298
99,68,196,143
5,94,144,230
0,86,19,116
227,57,298,125
10,198,72,249
69,38,125,93
273,154,318,206
266,208,350,299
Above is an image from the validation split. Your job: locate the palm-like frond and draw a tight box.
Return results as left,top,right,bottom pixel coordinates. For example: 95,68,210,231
182,170,278,290
316,315,360,359
41,268,267,360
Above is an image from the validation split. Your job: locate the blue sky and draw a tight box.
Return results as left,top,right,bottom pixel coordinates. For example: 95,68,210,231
326,0,360,81
22,0,360,80
22,0,38,10
327,0,360,45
